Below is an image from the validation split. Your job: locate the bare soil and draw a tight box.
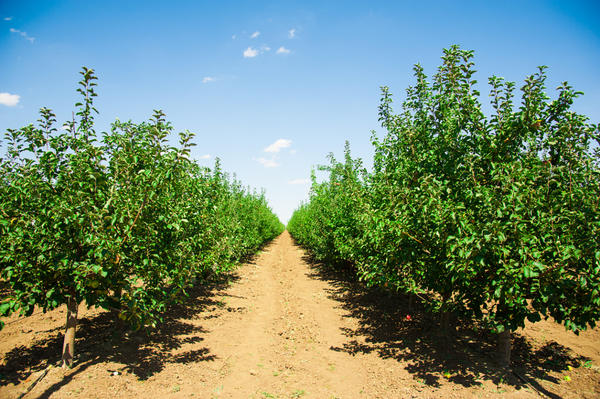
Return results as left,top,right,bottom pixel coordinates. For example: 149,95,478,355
1,231,599,398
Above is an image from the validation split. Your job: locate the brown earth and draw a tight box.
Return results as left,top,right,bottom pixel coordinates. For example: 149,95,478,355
1,231,599,398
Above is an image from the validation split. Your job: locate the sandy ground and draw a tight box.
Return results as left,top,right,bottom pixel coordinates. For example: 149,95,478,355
1,231,599,398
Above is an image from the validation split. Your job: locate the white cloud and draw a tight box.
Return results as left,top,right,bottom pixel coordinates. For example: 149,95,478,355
232,34,237,39
256,157,279,168
197,154,211,159
288,178,310,185
0,92,20,106
4,17,13,21
288,28,296,38
243,47,258,58
250,31,260,39
264,138,292,153
261,45,271,52
202,76,215,83
9,28,34,43
276,46,290,54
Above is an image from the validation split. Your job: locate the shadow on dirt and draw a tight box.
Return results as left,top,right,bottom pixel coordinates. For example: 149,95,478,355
0,236,280,396
295,241,588,399
0,250,271,398
0,275,234,396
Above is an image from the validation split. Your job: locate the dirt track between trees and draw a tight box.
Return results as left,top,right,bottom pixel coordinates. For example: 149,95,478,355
1,231,599,398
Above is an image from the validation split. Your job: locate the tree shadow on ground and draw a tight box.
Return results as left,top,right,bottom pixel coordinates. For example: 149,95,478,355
235,234,280,265
0,236,279,396
0,271,241,397
297,244,589,399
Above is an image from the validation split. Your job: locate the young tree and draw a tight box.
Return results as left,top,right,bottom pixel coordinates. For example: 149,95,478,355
289,46,600,366
0,67,284,368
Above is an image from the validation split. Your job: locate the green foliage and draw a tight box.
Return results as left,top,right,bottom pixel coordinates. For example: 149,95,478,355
0,67,283,331
288,141,367,267
288,45,600,336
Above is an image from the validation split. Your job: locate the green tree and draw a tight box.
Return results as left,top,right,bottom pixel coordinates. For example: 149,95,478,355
289,46,600,366
0,67,283,368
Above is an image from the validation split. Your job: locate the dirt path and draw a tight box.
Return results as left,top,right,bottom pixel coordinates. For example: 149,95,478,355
204,229,369,397
1,232,599,398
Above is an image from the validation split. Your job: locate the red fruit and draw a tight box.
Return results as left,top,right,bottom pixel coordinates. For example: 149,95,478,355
406,315,412,321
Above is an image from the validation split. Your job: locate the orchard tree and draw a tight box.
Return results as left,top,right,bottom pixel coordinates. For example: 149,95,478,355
288,45,600,367
0,67,284,368
0,68,111,367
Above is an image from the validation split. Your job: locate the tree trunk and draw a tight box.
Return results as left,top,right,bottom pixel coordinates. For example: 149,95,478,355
61,295,79,368
439,310,455,351
440,311,455,336
110,288,123,317
497,329,511,368
408,294,414,313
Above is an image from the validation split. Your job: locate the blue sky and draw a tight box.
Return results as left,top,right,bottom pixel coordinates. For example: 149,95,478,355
1,1,599,223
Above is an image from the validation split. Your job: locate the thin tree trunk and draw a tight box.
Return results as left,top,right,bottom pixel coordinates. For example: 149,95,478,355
439,310,455,351
111,287,122,315
440,311,449,333
61,295,79,368
439,290,454,331
110,288,125,331
497,329,511,368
